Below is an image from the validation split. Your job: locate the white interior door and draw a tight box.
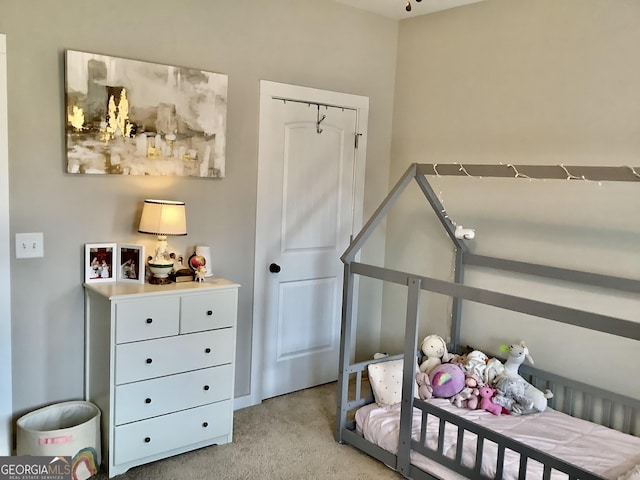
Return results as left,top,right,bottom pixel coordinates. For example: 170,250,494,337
253,81,368,401
0,33,13,455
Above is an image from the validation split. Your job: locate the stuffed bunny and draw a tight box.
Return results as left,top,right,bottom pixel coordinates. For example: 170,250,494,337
418,334,450,375
415,372,433,401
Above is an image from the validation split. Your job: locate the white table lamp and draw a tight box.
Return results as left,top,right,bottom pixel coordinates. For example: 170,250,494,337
138,199,187,284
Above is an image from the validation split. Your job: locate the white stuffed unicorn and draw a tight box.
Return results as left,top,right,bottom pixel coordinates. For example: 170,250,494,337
493,341,553,414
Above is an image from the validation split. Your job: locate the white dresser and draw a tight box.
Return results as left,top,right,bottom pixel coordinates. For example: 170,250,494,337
84,278,239,478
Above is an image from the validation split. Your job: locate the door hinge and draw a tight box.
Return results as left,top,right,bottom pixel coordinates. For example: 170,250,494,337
354,133,363,149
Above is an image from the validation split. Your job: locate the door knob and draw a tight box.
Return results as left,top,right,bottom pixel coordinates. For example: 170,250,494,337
269,263,281,273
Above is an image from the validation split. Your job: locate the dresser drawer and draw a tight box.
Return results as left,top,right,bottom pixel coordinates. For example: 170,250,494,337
113,400,231,466
115,297,180,344
115,328,234,384
180,289,236,334
114,364,233,425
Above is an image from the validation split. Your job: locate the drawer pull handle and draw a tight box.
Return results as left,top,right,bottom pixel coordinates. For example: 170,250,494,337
145,398,152,404
146,358,153,364
202,422,209,428
206,310,213,316
204,385,210,391
205,348,211,354
146,318,153,324
144,437,151,443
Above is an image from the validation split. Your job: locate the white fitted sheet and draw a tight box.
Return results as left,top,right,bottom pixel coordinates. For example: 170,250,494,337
356,399,640,480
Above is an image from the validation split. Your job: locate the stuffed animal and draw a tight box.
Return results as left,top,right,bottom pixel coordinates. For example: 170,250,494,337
478,385,502,415
429,363,465,398
463,350,489,379
415,372,433,401
418,334,451,375
484,357,505,386
492,376,534,414
496,341,553,413
450,374,480,410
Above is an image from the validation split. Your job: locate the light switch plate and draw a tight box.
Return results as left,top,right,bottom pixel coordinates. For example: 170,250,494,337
15,232,44,258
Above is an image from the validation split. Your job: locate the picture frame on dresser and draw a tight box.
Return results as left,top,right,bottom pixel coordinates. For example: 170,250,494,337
116,244,145,284
84,243,117,284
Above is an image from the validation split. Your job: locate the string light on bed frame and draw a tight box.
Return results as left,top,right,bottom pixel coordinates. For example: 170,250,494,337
559,164,587,181
432,164,478,240
429,161,640,242
507,164,531,179
434,187,476,241
425,162,640,182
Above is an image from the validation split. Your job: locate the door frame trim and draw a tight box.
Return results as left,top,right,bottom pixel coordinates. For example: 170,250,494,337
244,80,368,408
0,33,13,455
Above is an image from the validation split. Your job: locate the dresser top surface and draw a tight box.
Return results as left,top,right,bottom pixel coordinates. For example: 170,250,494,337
84,277,240,300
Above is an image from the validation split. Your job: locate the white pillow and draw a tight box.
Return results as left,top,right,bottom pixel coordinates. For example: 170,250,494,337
367,359,418,407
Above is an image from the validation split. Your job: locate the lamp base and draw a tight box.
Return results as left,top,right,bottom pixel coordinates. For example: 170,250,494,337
149,275,173,285
147,262,174,285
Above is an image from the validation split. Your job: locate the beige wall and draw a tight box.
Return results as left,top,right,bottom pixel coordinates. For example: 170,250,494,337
386,0,640,397
0,0,397,417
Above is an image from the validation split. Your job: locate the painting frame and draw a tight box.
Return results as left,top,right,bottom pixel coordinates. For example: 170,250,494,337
116,244,145,284
84,243,117,284
64,49,228,178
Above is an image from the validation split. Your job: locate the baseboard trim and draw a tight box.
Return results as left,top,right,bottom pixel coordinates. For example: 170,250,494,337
233,393,261,411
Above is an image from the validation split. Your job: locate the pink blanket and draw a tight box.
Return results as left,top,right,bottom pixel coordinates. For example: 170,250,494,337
356,399,640,480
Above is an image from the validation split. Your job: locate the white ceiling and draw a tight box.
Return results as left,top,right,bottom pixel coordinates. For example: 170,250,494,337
333,0,484,20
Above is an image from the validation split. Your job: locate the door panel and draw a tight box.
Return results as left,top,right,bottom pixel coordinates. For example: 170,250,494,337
283,124,341,251
277,278,335,359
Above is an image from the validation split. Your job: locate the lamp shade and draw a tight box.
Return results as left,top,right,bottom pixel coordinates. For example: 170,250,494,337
138,199,187,236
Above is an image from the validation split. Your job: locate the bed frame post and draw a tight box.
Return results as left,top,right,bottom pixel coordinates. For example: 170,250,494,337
336,262,355,443
397,276,422,477
450,248,464,350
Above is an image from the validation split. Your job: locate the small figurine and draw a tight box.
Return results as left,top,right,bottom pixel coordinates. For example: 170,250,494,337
195,265,207,282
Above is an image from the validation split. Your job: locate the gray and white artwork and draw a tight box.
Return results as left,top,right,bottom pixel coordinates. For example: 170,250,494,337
65,50,227,178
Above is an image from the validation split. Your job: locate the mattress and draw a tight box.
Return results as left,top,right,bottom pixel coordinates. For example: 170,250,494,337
355,399,640,480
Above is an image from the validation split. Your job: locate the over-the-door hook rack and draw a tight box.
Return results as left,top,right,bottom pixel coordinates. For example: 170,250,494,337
316,104,326,134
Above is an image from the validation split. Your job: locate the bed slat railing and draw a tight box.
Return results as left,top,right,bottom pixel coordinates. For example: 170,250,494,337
518,456,527,480
495,445,505,479
412,398,606,480
521,364,640,435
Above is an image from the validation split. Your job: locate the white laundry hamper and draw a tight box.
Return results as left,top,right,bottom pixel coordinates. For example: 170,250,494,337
16,400,101,479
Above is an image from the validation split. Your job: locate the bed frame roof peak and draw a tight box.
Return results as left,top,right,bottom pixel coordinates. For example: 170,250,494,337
343,162,640,264
341,162,640,344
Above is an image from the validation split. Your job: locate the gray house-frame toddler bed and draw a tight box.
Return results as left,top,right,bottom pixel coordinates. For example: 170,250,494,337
336,163,640,480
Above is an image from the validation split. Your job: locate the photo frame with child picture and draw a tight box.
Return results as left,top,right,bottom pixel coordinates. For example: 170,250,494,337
116,244,145,284
84,243,116,284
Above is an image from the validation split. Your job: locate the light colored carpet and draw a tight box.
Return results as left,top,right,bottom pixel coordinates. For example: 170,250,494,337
95,382,403,479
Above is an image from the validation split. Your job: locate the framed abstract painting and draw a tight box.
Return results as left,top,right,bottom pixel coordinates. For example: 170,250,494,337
64,50,228,178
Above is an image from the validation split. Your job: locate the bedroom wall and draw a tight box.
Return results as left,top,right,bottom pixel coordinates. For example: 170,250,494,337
386,0,640,397
0,0,396,419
